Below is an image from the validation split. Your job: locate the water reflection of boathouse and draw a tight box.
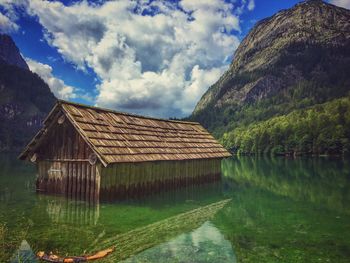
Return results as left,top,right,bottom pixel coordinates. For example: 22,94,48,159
45,197,100,225
19,100,231,200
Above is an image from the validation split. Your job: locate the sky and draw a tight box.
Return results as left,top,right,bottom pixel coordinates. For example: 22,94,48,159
0,0,349,118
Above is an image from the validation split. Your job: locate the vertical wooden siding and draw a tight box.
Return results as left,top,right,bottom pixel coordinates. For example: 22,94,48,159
37,117,93,160
34,113,222,201
36,160,99,201
36,118,99,201
100,158,222,200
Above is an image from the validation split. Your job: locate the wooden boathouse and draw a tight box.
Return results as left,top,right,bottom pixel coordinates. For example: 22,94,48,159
19,100,231,200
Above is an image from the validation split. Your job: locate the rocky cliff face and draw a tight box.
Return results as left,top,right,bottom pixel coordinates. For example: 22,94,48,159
0,34,29,70
191,0,350,133
0,34,56,151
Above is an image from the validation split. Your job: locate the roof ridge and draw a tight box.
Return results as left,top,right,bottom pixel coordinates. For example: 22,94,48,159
57,100,200,125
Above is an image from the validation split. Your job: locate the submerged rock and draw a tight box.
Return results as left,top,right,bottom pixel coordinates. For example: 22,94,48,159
10,240,37,263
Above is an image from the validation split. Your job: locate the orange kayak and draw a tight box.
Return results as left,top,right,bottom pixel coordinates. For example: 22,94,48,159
37,247,114,262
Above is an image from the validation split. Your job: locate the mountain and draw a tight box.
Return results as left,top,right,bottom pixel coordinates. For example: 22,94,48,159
0,34,56,151
190,0,350,155
0,34,29,70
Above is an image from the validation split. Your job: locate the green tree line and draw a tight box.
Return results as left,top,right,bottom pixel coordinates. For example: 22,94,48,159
221,96,350,155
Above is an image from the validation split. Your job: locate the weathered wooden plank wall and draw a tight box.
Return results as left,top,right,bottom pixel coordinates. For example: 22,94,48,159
36,119,99,201
36,160,99,200
100,158,222,200
36,118,93,161
34,114,222,201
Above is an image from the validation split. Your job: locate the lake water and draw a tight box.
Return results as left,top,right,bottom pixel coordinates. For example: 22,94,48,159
1,155,350,262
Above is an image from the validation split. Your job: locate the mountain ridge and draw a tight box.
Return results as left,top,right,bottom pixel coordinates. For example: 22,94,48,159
0,34,29,70
190,0,350,155
0,34,56,151
193,0,350,114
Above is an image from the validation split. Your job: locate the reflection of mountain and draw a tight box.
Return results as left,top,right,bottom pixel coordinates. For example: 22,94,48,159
213,160,350,262
92,199,231,262
222,157,350,213
122,222,236,263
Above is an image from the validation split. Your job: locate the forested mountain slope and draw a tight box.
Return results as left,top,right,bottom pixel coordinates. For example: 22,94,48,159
221,96,350,155
0,34,56,151
189,0,350,155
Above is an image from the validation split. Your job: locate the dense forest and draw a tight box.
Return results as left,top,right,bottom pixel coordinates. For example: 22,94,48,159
221,95,350,155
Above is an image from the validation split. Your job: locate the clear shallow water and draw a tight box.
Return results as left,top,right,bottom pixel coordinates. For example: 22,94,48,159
1,155,350,262
121,222,236,263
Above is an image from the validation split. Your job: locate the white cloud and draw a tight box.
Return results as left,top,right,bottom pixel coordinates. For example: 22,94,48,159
4,0,250,117
26,58,76,100
0,0,27,32
0,12,18,33
247,0,255,11
179,65,227,115
330,0,350,9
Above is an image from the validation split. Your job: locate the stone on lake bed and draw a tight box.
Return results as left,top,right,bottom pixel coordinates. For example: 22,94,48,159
10,240,37,263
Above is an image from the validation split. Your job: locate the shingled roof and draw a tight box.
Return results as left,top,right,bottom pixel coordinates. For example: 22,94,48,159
20,100,231,166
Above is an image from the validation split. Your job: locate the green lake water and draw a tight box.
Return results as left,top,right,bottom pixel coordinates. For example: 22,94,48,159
1,155,350,262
